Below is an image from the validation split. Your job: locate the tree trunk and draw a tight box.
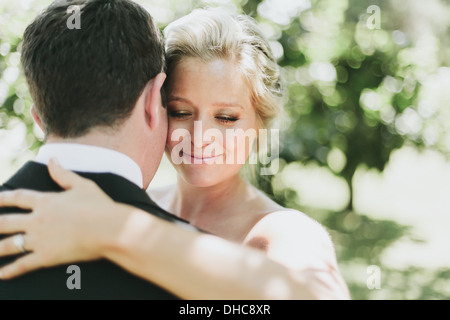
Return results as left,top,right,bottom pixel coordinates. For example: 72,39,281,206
343,171,354,212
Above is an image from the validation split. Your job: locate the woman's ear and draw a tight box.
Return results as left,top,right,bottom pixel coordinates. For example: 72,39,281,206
30,104,44,132
145,72,167,130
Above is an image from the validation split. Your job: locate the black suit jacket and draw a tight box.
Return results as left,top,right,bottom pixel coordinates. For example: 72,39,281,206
0,161,189,300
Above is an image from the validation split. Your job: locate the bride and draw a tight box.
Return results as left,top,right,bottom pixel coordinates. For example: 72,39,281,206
0,8,349,299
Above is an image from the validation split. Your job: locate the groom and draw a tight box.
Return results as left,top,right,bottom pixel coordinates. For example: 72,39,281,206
0,0,188,299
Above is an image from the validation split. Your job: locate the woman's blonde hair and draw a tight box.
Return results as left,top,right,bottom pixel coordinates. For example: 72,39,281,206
164,8,283,129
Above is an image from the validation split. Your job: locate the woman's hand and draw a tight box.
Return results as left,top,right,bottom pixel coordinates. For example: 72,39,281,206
0,158,123,279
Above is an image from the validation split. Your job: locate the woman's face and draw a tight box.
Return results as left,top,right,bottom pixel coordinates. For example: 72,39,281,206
165,57,258,187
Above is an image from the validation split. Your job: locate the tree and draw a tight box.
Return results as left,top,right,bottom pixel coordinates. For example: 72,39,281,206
242,0,449,211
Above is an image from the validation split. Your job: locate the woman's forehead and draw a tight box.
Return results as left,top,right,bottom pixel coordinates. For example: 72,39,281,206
167,58,253,108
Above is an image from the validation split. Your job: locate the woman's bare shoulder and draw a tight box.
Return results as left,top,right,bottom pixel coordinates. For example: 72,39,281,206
247,184,330,237
244,207,337,270
251,209,331,243
245,207,349,298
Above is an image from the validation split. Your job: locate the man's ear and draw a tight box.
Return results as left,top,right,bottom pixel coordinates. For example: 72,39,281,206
30,104,44,132
145,72,167,130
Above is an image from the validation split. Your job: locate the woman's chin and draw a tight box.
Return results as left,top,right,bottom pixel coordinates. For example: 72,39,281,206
179,173,221,188
176,165,234,188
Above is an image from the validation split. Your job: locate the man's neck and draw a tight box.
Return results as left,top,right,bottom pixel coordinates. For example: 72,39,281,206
46,130,147,185
47,131,126,155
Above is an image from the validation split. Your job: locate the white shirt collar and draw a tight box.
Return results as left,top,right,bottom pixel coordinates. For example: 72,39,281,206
35,143,143,188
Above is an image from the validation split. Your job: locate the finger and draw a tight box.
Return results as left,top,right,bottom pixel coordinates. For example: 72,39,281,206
0,253,41,280
0,234,30,258
0,190,41,210
48,157,89,190
0,214,30,234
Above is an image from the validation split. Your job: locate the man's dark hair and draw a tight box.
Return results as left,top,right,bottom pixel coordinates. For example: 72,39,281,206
21,0,165,137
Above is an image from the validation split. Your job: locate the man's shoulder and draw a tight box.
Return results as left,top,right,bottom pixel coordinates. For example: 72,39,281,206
0,161,190,226
2,161,143,198
0,163,180,300
0,163,37,215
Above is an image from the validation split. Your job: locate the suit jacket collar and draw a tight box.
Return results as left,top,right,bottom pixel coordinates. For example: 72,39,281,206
4,161,189,224
35,143,144,188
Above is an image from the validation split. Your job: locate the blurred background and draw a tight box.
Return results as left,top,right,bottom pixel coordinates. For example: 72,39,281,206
0,0,449,299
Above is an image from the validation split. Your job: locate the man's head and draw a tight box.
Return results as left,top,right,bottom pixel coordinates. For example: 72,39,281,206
21,0,169,187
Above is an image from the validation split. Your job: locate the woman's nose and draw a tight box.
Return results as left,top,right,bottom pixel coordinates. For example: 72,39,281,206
191,116,219,149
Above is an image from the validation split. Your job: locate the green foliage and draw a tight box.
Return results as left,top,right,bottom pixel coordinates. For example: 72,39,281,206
242,0,450,299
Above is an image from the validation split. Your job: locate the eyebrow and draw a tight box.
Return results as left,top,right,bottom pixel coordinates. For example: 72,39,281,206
212,102,244,110
168,96,244,110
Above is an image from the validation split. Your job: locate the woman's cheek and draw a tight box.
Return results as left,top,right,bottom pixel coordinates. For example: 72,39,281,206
167,119,189,147
167,122,196,165
166,127,181,163
224,127,257,164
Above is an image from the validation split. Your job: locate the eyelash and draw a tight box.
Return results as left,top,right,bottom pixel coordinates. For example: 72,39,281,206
216,116,239,123
168,111,191,119
168,111,239,123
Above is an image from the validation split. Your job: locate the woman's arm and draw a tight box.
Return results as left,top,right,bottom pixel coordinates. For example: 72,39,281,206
100,206,348,299
243,210,350,299
0,159,349,299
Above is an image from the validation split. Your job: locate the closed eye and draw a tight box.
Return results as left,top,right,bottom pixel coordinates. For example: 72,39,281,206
169,110,192,119
216,116,239,124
